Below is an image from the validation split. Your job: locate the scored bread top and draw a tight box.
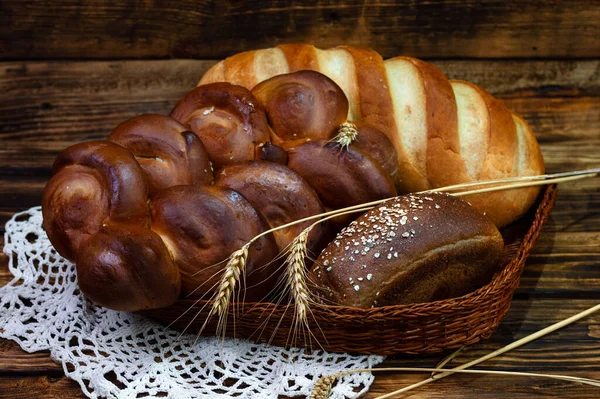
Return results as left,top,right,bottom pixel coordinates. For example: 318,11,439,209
198,44,545,227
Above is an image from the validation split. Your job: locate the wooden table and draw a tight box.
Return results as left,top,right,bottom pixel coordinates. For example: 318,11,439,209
1,1,599,398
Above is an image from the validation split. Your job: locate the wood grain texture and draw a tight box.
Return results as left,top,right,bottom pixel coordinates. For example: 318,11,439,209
0,376,86,398
0,59,598,171
1,299,598,397
1,1,599,60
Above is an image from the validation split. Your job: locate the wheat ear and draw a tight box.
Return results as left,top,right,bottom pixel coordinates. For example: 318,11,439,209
205,244,249,337
330,121,359,149
285,230,311,337
310,366,600,399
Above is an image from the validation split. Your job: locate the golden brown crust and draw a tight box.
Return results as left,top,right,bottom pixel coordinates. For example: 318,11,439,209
342,47,406,189
199,61,225,86
251,70,348,148
277,44,319,71
149,185,279,300
223,50,259,89
452,81,521,226
170,82,272,168
310,193,504,307
198,45,545,227
108,114,213,194
403,59,470,190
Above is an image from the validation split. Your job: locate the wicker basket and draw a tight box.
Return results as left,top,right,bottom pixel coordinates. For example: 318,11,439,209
142,185,557,355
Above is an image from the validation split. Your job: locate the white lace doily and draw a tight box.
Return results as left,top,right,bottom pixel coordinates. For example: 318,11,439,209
0,207,384,399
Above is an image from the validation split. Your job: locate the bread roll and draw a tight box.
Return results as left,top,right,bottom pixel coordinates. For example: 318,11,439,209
287,140,397,211
199,44,545,227
76,222,180,311
251,70,348,148
42,140,182,311
215,161,328,255
42,140,148,260
309,193,504,308
108,114,212,194
335,121,399,183
170,82,271,168
149,185,279,300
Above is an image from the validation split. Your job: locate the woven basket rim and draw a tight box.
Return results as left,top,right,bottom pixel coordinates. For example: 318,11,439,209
143,184,557,354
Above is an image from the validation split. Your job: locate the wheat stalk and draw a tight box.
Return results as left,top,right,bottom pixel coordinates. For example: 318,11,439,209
309,366,600,399
309,302,600,398
377,301,600,397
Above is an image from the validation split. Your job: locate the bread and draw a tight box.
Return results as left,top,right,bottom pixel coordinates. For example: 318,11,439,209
199,44,545,227
149,185,279,300
214,161,328,255
287,141,397,213
41,50,542,312
42,140,181,311
309,192,504,308
108,114,213,194
251,70,348,148
170,82,271,168
41,76,398,310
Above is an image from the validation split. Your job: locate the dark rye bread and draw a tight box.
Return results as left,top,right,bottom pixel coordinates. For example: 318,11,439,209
309,192,504,308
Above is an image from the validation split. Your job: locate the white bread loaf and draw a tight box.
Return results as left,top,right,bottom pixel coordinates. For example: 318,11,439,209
198,44,545,227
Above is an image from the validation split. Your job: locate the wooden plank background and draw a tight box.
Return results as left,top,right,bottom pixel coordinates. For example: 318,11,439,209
0,0,599,60
0,1,599,398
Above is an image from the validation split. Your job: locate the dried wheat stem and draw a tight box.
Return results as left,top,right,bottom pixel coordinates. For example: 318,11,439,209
431,346,465,377
429,167,600,193
451,172,598,198
374,302,600,398
247,168,599,248
208,168,598,334
310,366,600,398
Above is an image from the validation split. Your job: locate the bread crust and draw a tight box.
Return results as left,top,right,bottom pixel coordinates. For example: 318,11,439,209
310,193,504,307
198,44,546,227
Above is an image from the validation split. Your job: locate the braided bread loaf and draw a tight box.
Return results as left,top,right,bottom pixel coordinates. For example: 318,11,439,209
199,44,545,227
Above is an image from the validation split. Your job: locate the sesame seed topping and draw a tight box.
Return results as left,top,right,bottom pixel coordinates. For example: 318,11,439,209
367,273,373,280
354,285,360,291
402,232,410,238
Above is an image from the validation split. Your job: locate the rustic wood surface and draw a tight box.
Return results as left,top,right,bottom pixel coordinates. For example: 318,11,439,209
1,1,599,396
1,0,599,59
